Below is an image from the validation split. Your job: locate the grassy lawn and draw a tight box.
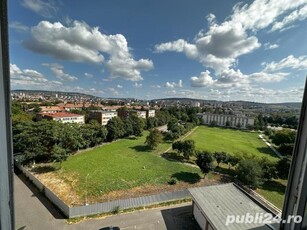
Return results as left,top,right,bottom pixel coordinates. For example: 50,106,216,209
58,131,201,198
186,126,279,161
257,179,287,209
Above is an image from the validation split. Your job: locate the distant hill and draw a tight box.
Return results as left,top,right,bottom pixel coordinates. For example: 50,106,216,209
12,89,97,98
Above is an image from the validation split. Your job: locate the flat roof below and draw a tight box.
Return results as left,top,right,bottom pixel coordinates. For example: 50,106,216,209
189,183,277,230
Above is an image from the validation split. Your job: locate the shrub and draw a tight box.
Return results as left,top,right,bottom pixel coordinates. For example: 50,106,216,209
112,205,121,214
168,178,178,185
236,158,263,188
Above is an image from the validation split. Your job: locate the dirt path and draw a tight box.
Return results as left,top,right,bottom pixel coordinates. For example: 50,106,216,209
259,134,283,158
163,126,199,154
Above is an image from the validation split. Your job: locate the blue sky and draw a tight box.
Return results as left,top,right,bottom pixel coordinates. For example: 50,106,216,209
8,0,307,102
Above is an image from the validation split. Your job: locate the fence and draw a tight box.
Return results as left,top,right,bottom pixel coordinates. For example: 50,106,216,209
15,163,191,218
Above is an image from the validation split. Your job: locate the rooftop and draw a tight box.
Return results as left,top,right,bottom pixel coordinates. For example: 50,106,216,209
189,183,276,230
90,110,117,113
39,112,84,118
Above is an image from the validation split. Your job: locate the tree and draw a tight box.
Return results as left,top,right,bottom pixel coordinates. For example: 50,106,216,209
181,140,195,159
213,151,227,167
80,120,107,147
259,157,278,180
106,117,125,141
276,157,291,179
130,115,145,137
196,151,214,177
172,140,195,159
271,129,296,146
236,158,263,187
223,154,240,169
145,129,163,149
51,144,67,168
146,117,158,130
167,118,179,132
271,129,296,155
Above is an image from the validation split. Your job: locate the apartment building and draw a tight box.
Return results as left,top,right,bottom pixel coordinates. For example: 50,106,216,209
199,113,254,129
39,106,65,113
37,112,85,124
88,110,118,125
146,109,155,118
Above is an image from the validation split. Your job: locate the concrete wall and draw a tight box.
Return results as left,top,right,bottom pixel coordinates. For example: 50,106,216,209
16,163,191,218
15,163,70,216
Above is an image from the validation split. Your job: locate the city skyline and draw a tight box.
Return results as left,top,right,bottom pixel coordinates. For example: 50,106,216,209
9,0,307,103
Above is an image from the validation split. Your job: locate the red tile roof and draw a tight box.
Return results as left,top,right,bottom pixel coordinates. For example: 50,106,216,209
39,112,84,118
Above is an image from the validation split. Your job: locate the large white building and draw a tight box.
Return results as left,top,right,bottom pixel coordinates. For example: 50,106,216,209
38,112,85,124
88,110,118,125
199,113,254,129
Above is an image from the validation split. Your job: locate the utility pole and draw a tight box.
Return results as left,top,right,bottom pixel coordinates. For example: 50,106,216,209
0,0,15,229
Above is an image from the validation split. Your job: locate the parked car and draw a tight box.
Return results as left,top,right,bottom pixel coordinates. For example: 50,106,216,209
99,227,120,230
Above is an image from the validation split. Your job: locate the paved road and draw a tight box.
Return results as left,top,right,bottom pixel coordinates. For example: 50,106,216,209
14,173,199,230
14,173,66,230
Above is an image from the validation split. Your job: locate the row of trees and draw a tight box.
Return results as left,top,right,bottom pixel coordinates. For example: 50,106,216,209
255,113,298,130
13,120,107,164
265,128,296,156
105,116,145,141
189,150,291,188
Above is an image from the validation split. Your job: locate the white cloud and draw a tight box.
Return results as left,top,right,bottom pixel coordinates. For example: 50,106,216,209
133,82,143,88
217,69,250,88
230,0,306,31
164,80,183,88
10,63,59,87
271,5,307,32
264,42,279,50
190,67,290,89
10,64,106,95
116,84,123,89
108,87,119,96
249,72,288,82
23,20,153,81
263,55,307,72
42,63,78,81
84,72,93,78
155,0,306,74
191,71,216,87
21,0,57,18
9,22,29,32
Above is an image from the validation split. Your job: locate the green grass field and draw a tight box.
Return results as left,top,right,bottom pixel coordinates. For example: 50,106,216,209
257,179,287,209
187,126,279,161
59,131,201,198
54,126,282,206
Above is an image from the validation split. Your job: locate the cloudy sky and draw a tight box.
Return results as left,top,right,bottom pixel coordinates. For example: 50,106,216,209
9,0,307,102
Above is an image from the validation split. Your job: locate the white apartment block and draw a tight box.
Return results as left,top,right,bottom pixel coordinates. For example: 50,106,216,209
147,110,155,118
89,110,118,125
38,112,85,124
200,113,254,129
136,110,147,119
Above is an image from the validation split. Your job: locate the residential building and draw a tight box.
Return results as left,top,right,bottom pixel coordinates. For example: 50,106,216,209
39,106,65,113
37,112,85,124
189,183,278,230
118,109,147,119
132,110,147,119
199,113,254,129
88,110,118,125
146,109,155,118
